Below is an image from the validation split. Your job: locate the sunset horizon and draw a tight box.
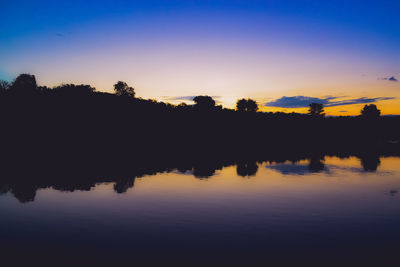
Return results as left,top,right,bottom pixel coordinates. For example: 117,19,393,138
2,0,399,116
1,73,398,116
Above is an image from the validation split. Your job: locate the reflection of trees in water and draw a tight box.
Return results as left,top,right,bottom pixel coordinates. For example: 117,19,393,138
360,154,381,172
0,152,393,203
114,177,136,194
0,184,10,194
308,157,325,173
193,164,221,179
10,184,37,203
236,161,258,177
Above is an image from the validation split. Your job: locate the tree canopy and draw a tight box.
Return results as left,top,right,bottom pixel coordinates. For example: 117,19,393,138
236,98,258,112
53,84,95,95
193,95,216,110
308,103,325,118
114,81,135,98
361,104,381,120
10,74,37,94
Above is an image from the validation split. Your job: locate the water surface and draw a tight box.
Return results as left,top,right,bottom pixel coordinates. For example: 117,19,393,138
1,156,400,266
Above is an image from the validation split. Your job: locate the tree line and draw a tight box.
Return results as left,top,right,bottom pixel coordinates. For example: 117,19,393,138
0,73,398,163
0,73,383,119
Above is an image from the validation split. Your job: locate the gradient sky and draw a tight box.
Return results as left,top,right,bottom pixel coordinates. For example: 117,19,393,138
1,0,399,115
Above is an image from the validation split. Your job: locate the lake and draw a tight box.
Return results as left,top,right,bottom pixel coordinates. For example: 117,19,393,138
1,155,400,266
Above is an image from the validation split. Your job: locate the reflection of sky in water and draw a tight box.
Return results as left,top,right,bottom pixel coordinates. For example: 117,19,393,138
266,157,387,176
267,162,316,175
1,156,400,264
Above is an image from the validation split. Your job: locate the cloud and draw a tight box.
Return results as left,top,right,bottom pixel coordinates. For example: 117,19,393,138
265,96,333,108
378,76,398,82
265,96,395,108
326,97,395,107
163,96,197,101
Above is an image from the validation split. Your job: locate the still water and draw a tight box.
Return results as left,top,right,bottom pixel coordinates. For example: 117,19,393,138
1,156,400,266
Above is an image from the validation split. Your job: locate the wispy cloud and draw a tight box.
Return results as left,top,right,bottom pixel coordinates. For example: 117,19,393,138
265,96,395,108
378,76,398,82
326,97,395,107
163,96,197,101
265,96,333,108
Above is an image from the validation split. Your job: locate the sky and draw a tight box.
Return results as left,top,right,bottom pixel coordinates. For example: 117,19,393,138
1,0,400,115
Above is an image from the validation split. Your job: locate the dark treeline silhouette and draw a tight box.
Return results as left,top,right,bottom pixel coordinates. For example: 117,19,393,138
0,74,400,202
1,74,398,151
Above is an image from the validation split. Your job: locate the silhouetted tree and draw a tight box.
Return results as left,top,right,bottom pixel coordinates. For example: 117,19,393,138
0,80,10,92
236,98,258,112
308,103,325,118
193,95,215,111
9,74,37,94
114,81,135,98
361,104,381,120
246,99,258,112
